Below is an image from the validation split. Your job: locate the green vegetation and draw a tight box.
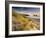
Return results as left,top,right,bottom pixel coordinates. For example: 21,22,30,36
12,12,40,31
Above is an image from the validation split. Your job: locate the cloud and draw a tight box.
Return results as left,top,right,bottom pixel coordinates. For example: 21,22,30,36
12,7,40,13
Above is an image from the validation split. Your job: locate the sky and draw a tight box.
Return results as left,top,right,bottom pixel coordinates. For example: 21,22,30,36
12,7,40,13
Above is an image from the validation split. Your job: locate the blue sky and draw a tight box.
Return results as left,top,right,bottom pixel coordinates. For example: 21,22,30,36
12,7,40,13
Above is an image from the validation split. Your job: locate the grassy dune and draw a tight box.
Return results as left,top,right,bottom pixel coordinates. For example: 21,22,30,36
12,12,40,31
